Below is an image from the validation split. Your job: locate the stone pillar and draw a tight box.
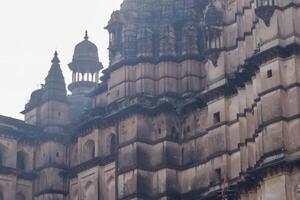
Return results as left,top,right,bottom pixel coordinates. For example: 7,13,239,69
95,72,99,83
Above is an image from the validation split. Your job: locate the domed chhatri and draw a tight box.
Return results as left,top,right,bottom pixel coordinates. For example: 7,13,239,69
204,3,222,26
69,31,103,73
68,31,103,94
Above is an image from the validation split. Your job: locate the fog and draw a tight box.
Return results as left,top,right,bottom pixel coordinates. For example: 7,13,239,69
0,0,123,119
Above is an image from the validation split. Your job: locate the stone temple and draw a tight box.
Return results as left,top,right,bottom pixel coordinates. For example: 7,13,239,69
0,0,300,199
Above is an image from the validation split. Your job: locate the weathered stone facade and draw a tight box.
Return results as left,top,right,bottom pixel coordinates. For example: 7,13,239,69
0,0,300,199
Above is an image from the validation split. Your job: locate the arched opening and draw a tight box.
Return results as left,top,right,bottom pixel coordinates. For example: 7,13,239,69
17,151,28,171
83,140,96,161
72,190,79,200
171,127,178,139
0,144,8,166
84,181,96,200
16,192,26,200
109,134,116,155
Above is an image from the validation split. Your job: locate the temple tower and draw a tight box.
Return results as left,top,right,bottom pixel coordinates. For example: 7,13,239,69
21,51,69,200
22,51,69,133
40,51,69,133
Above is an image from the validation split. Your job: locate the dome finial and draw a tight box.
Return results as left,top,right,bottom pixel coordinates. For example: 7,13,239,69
84,30,89,40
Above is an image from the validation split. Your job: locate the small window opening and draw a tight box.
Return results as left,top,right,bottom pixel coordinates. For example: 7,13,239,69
267,69,273,78
158,128,162,135
110,134,116,154
216,168,222,181
186,126,190,133
56,152,60,157
171,127,178,139
17,152,26,170
213,112,221,124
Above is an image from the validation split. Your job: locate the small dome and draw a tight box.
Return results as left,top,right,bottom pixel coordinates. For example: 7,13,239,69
30,89,44,105
73,31,99,62
69,31,102,73
24,88,44,111
205,3,222,26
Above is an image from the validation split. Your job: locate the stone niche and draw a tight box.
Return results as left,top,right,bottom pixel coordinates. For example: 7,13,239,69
16,179,32,200
118,170,137,199
165,141,181,166
136,142,164,168
101,164,116,200
35,168,66,194
0,175,16,200
118,115,138,144
78,167,99,200
137,169,167,198
118,143,137,170
0,137,17,168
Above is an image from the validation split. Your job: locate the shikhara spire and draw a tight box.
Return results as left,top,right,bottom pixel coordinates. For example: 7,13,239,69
43,51,67,101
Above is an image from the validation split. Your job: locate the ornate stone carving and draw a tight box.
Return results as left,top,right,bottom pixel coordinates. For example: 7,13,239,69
182,22,199,56
137,24,154,57
122,24,137,59
159,24,176,57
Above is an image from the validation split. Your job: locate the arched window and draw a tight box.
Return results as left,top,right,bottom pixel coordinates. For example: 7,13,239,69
83,140,96,161
17,151,28,171
16,192,26,200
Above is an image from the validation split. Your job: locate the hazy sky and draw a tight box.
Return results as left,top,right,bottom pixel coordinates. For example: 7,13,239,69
0,0,123,119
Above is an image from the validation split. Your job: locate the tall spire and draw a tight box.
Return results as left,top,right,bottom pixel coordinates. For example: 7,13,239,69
84,30,89,40
52,50,60,64
43,51,67,102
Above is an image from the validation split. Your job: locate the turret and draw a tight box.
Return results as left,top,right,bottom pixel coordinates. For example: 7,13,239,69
106,11,123,65
68,31,103,95
204,2,224,66
67,32,103,122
